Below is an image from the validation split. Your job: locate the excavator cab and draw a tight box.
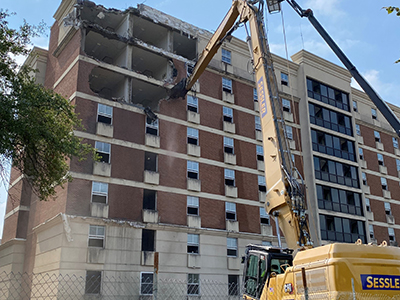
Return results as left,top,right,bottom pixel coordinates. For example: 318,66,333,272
242,245,293,299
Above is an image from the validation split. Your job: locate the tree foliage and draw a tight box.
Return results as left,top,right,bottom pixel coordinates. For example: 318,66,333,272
0,10,94,200
383,6,400,63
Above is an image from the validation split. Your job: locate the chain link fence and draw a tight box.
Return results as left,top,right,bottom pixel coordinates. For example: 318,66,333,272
1,271,400,300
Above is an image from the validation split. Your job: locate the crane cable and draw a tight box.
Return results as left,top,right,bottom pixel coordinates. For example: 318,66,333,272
280,6,319,244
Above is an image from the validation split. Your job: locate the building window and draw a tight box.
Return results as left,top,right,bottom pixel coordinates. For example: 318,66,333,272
89,225,105,248
145,152,157,172
319,214,365,243
224,169,235,186
362,172,367,185
356,124,361,136
381,177,388,190
282,98,291,113
365,198,371,212
187,96,198,113
222,77,233,93
371,108,378,120
260,207,270,225
85,271,101,294
256,145,264,161
97,103,113,125
262,241,272,246
352,101,357,112
258,176,266,192
285,125,293,140
255,116,262,131
393,137,399,149
95,141,111,163
187,161,199,179
384,202,391,215
309,103,352,136
92,182,108,204
314,156,359,188
311,129,355,162
222,48,231,64
369,225,374,240
187,127,199,145
224,137,234,154
140,273,153,295
388,228,396,242
187,274,200,295
146,117,159,136
316,184,363,216
397,159,400,172
281,72,289,86
187,196,199,215
187,234,200,254
142,229,155,252
253,88,258,102
374,131,381,143
307,78,349,111
143,190,156,211
228,275,239,296
225,202,236,220
227,237,238,257
377,153,384,166
359,148,364,160
223,106,233,123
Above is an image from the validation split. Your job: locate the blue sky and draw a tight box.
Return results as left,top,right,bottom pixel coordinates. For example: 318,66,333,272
1,0,399,237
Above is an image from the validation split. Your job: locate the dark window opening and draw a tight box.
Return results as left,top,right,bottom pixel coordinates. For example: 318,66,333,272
188,171,198,179
188,105,197,113
141,273,153,295
227,249,237,256
187,206,198,215
144,152,157,172
257,155,264,161
188,137,198,145
225,178,235,186
259,185,266,192
98,114,112,124
226,212,236,220
85,271,101,294
97,152,110,163
261,216,270,225
142,229,155,252
143,190,156,211
187,245,199,254
224,146,234,154
228,275,239,296
224,115,233,123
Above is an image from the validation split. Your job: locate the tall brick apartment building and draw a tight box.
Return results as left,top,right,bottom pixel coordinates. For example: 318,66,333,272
2,0,400,294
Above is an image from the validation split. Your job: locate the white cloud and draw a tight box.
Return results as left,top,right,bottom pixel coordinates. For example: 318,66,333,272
304,0,345,18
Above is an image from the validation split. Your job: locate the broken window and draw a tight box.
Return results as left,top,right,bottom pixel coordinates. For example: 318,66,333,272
256,145,264,162
92,182,108,204
255,116,261,131
227,237,238,257
359,148,364,160
89,225,105,248
260,207,270,225
365,198,371,212
85,271,101,295
258,176,266,192
353,101,358,112
282,98,291,113
253,88,258,102
223,106,233,123
187,95,198,113
142,229,155,252
222,77,233,93
285,125,293,140
225,202,236,220
393,137,399,149
144,152,157,172
187,274,200,295
140,272,153,295
369,225,374,240
143,190,156,211
187,234,199,254
146,117,159,136
187,196,199,215
95,141,111,163
381,177,388,190
388,228,396,242
377,153,384,166
228,275,239,296
374,131,381,143
97,103,113,125
371,108,378,120
281,72,289,86
224,169,235,186
222,48,232,64
187,161,199,179
385,202,391,215
362,172,367,186
224,137,234,154
187,127,199,145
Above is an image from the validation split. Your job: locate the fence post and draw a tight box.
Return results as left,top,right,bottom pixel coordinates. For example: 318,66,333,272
302,267,308,300
154,252,159,300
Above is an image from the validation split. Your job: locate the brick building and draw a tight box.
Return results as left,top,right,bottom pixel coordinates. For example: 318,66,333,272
1,0,400,295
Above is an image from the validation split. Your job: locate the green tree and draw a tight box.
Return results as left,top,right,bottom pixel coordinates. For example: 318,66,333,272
383,6,400,63
0,11,93,200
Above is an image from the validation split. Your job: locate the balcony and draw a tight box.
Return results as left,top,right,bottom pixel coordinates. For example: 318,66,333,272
187,254,201,269
375,142,384,151
224,153,236,165
144,170,159,185
145,134,160,148
142,209,159,223
187,144,201,157
383,190,391,199
187,178,201,192
96,122,113,138
223,121,236,134
93,162,111,177
379,165,388,175
187,111,200,124
226,220,239,232
91,203,109,218
225,185,238,198
261,224,273,236
187,215,201,228
222,91,235,104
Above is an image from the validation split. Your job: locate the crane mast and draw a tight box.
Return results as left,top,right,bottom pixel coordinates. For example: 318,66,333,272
170,0,312,249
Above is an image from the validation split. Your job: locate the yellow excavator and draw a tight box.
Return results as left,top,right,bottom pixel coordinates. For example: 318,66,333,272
170,0,400,299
